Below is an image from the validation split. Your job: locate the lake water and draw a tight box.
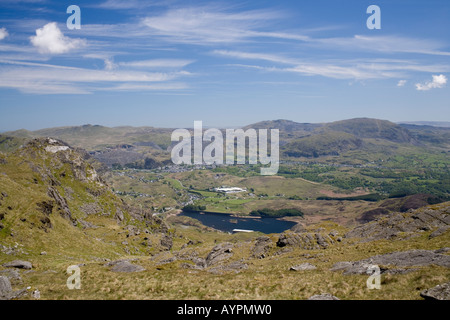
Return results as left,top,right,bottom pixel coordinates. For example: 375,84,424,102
180,211,297,234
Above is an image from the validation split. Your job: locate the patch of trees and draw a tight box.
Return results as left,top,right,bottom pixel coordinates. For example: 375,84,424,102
183,204,207,212
117,157,172,170
250,208,304,218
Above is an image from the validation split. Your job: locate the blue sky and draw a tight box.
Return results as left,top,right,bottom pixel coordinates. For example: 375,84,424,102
0,0,449,131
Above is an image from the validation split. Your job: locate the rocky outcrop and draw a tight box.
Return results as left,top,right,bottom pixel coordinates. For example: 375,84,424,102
205,243,233,267
251,236,272,259
330,249,450,275
160,234,173,251
180,242,243,274
346,203,449,242
277,230,337,250
420,282,450,300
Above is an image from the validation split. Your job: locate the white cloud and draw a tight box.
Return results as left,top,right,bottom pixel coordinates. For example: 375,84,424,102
397,80,407,87
30,22,86,54
415,74,447,91
0,28,8,41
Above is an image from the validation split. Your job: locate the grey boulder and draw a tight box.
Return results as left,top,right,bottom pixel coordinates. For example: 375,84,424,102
0,276,12,299
107,260,145,273
420,282,450,300
308,293,340,300
2,260,32,270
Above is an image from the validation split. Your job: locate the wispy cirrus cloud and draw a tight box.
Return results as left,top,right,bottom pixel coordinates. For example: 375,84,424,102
119,59,194,68
99,82,188,91
213,49,450,81
142,6,287,44
0,59,190,94
313,35,450,56
95,0,166,10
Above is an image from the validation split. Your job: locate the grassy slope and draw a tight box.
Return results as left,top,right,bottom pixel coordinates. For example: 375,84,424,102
5,206,448,300
0,141,169,280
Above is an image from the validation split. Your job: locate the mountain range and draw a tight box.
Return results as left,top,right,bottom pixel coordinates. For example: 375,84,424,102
2,118,449,169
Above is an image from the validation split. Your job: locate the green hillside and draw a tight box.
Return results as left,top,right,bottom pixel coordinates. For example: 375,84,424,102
0,138,169,260
282,131,363,157
324,118,416,144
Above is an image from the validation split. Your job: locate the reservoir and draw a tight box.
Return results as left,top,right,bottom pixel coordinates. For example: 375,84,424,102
180,211,297,234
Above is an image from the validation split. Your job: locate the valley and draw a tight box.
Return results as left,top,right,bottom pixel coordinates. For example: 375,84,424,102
0,118,449,300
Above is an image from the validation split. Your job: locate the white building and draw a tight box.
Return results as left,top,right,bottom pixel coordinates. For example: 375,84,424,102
213,187,247,194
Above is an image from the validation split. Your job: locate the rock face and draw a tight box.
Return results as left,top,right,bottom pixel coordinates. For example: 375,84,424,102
2,260,32,270
47,187,73,222
331,249,450,275
346,204,449,242
277,231,337,250
420,282,450,300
